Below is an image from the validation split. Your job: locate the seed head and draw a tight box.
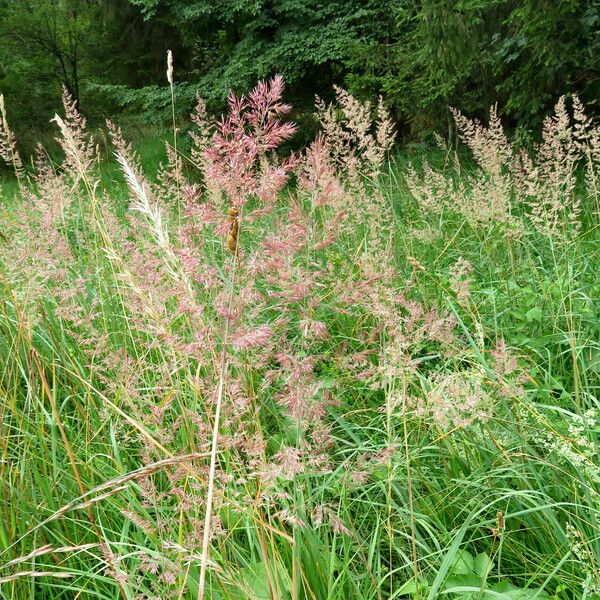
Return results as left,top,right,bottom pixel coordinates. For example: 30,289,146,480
167,50,174,85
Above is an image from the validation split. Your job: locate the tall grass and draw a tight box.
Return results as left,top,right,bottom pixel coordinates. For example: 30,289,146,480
0,78,599,600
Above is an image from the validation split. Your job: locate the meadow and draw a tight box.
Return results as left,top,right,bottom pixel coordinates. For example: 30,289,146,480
0,78,599,599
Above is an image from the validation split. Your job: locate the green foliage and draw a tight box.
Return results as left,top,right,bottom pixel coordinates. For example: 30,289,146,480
397,549,553,598
0,0,180,135
496,0,600,122
89,82,201,125
346,0,600,133
125,0,599,134
1,0,598,139
129,0,393,110
0,0,98,127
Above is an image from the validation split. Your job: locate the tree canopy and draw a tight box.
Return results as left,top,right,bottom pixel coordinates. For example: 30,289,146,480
0,0,598,140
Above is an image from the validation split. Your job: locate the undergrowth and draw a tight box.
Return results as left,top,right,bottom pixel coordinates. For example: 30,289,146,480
0,77,599,600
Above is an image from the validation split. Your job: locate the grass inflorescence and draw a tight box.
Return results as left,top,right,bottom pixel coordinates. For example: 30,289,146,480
0,77,599,600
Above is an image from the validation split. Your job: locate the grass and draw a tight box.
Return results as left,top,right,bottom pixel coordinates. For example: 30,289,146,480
0,84,599,600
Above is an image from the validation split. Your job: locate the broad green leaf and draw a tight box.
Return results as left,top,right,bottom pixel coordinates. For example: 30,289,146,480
474,552,493,579
450,549,475,574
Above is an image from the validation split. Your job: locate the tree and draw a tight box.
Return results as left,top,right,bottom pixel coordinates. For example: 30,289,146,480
345,0,599,134
0,0,99,107
127,0,397,109
0,0,181,134
0,0,598,141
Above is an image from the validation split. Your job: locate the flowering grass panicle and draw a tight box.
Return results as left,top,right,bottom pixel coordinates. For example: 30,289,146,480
315,88,396,259
52,88,99,183
204,75,297,212
448,257,473,307
0,146,75,306
414,370,491,430
316,86,394,181
0,94,24,184
527,97,600,236
407,96,600,241
1,80,599,600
